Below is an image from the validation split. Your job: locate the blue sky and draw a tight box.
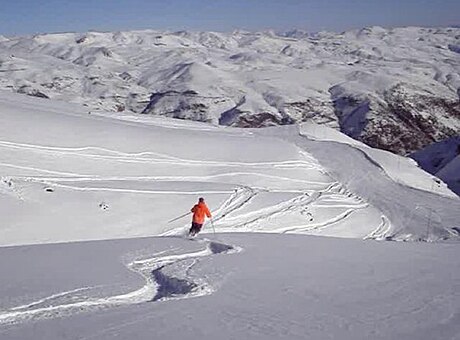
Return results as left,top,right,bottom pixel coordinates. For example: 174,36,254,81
1,0,459,36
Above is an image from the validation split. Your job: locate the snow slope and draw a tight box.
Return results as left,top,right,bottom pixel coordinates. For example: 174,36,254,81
0,91,459,246
1,91,460,339
0,27,459,156
0,234,459,340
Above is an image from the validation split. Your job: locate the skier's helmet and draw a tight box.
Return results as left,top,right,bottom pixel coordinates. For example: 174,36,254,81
199,197,205,202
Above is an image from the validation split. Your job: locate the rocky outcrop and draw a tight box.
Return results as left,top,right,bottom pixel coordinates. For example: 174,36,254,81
330,83,460,155
141,90,225,123
17,85,49,99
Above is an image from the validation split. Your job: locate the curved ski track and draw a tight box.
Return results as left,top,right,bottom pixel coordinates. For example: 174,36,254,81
0,239,242,326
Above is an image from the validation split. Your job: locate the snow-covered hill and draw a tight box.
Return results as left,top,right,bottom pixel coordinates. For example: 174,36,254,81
0,91,458,246
0,26,459,158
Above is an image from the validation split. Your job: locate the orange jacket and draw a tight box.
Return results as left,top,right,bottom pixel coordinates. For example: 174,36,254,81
191,202,211,224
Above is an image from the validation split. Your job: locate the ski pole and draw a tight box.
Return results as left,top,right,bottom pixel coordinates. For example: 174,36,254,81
210,218,216,235
167,211,191,223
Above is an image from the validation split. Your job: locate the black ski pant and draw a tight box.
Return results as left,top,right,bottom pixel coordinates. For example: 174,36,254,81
189,222,203,236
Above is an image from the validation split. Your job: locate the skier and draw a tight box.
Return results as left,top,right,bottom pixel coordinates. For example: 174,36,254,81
189,197,212,237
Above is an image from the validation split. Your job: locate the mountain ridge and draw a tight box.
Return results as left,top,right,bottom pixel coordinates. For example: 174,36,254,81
0,26,459,157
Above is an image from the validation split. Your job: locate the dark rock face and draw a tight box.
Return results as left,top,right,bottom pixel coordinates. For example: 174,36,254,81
220,109,293,128
17,86,49,99
218,95,294,127
330,84,460,155
283,99,337,126
141,84,459,156
233,112,294,128
141,90,212,121
115,104,125,112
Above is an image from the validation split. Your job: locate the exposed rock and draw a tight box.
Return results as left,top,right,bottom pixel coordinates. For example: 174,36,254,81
142,90,214,122
330,83,460,155
17,86,49,99
234,112,293,128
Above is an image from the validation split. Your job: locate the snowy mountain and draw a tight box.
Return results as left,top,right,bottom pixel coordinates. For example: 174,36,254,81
0,26,459,158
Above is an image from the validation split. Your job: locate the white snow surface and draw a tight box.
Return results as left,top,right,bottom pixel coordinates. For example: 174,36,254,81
0,234,459,340
1,91,458,246
1,91,460,339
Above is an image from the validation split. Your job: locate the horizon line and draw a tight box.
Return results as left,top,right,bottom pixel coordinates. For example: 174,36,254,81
2,23,459,39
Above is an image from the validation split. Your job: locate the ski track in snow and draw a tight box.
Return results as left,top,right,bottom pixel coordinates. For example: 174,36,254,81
291,132,460,240
364,216,392,240
9,286,107,312
0,171,375,325
162,182,375,237
0,140,323,169
0,162,85,177
1,136,377,239
0,239,242,326
220,186,368,234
